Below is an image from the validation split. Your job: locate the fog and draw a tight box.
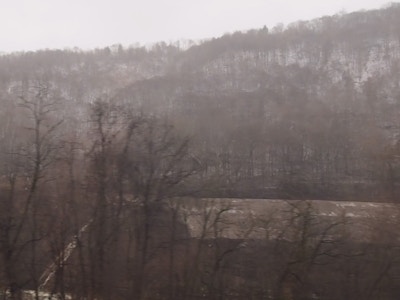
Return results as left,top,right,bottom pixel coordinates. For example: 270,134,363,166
0,0,391,52
1,2,400,300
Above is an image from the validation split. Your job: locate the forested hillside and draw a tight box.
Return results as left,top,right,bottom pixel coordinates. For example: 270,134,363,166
1,3,400,299
2,4,400,201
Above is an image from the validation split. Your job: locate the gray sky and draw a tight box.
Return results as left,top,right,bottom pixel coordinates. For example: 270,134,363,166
0,0,394,53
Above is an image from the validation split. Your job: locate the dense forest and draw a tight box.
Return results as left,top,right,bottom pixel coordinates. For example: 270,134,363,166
1,3,400,300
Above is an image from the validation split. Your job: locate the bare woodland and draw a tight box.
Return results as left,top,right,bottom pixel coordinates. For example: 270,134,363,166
1,4,400,300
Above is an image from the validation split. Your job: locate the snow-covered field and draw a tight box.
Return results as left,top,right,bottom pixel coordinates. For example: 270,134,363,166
1,290,71,300
178,198,400,242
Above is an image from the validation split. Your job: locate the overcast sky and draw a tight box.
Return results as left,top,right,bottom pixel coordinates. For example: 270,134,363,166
0,0,394,53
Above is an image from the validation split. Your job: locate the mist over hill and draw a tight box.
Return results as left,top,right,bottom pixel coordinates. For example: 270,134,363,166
2,4,400,201
1,5,400,299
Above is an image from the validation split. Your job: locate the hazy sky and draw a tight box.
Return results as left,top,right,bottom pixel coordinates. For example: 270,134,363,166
0,0,394,53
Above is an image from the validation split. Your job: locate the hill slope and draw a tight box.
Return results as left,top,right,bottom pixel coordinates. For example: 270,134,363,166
1,4,400,200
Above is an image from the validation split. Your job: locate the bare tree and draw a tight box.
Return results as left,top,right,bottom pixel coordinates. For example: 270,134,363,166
0,83,63,299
